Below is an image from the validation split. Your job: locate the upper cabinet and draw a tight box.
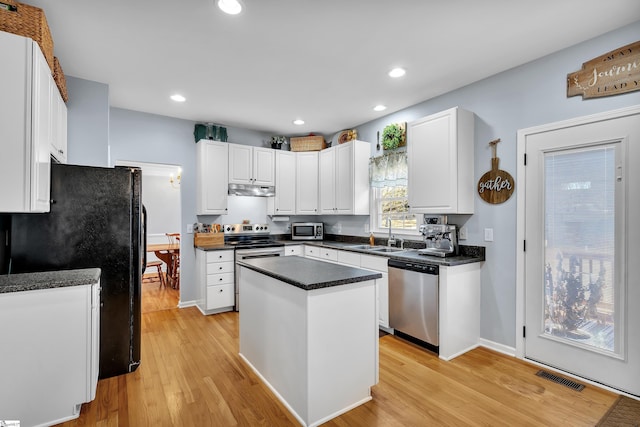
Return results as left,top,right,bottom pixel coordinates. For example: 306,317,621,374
269,150,296,215
197,140,229,215
407,107,475,214
50,85,67,163
228,143,275,186
319,140,370,215
296,151,319,215
0,31,53,213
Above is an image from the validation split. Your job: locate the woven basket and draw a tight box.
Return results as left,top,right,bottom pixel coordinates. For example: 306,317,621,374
0,1,54,70
53,57,68,102
290,135,326,152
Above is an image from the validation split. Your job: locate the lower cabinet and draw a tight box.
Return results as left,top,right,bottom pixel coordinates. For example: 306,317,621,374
305,245,390,328
196,249,235,314
0,280,99,426
284,245,303,256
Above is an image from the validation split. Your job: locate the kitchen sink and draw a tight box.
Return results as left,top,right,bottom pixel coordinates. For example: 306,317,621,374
368,246,406,253
346,244,406,253
346,244,377,250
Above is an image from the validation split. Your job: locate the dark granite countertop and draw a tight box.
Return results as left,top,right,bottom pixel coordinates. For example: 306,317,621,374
278,240,485,267
237,256,381,291
0,268,101,294
195,244,236,251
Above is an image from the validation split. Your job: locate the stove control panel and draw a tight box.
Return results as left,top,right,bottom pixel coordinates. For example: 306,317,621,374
223,223,270,235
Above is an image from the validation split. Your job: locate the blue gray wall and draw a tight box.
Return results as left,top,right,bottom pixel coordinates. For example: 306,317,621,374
66,77,109,167
354,21,640,348
65,20,640,348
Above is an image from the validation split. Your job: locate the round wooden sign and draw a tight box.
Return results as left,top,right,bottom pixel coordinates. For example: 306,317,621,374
478,158,515,204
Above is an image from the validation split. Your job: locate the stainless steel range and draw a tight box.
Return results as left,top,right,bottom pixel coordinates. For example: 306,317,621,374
224,223,285,311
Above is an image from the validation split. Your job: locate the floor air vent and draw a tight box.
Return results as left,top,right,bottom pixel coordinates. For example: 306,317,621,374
536,370,585,391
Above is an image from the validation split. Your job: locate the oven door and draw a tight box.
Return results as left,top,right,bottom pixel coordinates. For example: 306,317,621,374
235,247,285,311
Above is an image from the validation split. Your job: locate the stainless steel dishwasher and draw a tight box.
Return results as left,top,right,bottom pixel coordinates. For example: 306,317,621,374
388,259,439,352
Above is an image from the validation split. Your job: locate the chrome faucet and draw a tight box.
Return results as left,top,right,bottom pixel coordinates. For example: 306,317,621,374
387,218,396,247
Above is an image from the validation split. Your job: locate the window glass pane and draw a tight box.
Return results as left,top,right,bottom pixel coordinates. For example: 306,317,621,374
543,145,616,352
375,186,417,232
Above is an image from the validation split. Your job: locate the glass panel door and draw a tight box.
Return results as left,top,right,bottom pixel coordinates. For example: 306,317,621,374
543,143,622,356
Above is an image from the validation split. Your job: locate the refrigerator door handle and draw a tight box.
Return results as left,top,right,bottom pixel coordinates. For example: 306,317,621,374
142,205,147,274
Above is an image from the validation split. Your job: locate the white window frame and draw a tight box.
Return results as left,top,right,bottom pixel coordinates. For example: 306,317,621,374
370,185,420,236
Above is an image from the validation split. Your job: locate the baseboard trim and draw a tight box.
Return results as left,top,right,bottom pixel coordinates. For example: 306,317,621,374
178,300,197,309
479,338,516,357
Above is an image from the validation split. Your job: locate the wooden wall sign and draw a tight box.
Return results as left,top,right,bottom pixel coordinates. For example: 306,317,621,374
477,139,514,204
567,40,640,99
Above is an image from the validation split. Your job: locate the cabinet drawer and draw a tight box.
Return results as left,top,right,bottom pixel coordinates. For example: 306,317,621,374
207,261,234,274
320,248,338,261
360,254,388,272
304,245,320,258
285,245,303,256
337,250,360,267
206,272,234,286
206,283,235,310
206,250,234,263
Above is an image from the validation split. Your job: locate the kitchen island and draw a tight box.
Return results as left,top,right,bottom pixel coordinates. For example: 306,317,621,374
237,256,381,427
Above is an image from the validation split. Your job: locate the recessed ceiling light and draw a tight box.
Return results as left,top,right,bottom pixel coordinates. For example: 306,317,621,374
218,0,242,15
293,119,305,125
170,94,186,102
388,68,406,78
373,105,387,112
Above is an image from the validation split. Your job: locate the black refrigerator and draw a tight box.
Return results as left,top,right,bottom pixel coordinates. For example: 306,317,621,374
9,163,145,379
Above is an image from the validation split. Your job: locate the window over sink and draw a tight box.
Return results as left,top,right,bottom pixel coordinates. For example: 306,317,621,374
370,151,417,234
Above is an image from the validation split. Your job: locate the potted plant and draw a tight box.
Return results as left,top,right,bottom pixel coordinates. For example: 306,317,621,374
270,136,287,149
382,123,405,150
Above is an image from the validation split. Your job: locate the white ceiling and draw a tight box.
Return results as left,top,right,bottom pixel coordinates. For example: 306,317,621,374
22,0,640,136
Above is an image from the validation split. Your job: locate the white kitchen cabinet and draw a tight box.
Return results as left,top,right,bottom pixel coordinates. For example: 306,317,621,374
438,263,481,360
284,245,303,256
268,150,296,215
361,254,390,328
319,140,370,215
196,249,235,314
305,245,390,328
0,279,99,426
50,83,68,163
197,140,229,215
229,143,275,186
296,151,319,215
0,31,52,213
407,107,475,214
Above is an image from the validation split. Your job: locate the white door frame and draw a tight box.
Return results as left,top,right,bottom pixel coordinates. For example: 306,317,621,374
515,105,640,364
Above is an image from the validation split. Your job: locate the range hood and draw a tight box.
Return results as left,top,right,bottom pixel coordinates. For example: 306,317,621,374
228,183,275,197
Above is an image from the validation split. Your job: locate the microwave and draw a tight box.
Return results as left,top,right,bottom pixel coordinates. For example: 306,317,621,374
291,222,323,240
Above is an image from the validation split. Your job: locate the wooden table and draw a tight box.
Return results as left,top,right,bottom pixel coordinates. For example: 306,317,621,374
147,243,180,288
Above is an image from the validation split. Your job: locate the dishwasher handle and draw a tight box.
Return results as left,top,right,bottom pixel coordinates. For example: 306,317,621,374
388,259,439,275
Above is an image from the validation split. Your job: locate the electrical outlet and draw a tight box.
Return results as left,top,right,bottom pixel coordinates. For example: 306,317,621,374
459,226,468,240
186,223,194,233
484,228,494,242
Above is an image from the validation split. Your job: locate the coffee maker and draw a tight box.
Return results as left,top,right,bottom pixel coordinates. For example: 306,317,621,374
418,215,458,257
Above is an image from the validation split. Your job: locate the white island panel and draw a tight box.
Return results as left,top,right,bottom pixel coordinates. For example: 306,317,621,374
239,265,377,427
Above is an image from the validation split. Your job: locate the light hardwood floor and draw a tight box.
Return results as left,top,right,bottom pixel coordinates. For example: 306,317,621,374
57,281,619,426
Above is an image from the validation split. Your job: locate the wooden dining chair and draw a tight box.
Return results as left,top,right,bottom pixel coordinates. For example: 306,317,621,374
146,260,166,288
165,233,180,289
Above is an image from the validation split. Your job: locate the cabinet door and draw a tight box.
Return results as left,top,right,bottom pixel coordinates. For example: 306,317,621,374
228,143,253,184
407,108,474,214
285,245,303,256
31,43,52,212
296,151,319,215
335,143,354,214
253,147,275,185
318,147,336,214
197,140,228,215
50,86,67,163
273,151,296,214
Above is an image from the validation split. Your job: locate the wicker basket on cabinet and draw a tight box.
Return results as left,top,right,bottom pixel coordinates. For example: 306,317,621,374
290,135,326,152
0,1,54,70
